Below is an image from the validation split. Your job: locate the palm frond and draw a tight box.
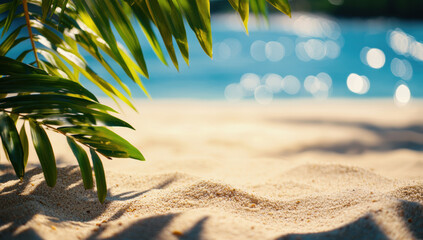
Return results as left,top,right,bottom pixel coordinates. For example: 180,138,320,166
0,0,291,202
1,0,290,106
0,56,143,201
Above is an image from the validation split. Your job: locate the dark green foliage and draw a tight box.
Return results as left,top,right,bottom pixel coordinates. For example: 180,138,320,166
67,137,93,190
0,112,25,179
90,149,107,203
29,119,57,187
0,57,143,201
19,124,29,168
59,126,144,159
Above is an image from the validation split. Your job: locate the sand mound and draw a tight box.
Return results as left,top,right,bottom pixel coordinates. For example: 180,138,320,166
247,164,396,199
1,164,422,240
390,185,423,202
278,164,395,190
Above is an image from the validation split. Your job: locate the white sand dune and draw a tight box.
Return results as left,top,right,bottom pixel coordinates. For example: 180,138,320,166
1,100,423,239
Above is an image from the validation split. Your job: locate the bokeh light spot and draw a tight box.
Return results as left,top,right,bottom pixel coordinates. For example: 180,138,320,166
304,75,320,94
254,86,273,104
389,29,411,55
250,40,266,62
282,75,301,95
347,73,370,94
325,40,341,59
304,74,331,98
223,38,242,57
224,83,243,102
410,41,423,61
366,48,385,69
316,72,333,88
216,42,231,60
295,42,311,62
304,39,326,60
390,58,413,80
360,47,370,65
263,73,283,93
240,73,261,96
265,41,285,62
394,84,411,106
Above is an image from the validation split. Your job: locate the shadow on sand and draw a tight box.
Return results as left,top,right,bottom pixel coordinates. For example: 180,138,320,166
276,199,423,240
270,119,423,155
277,214,390,240
1,153,423,239
399,200,423,239
85,200,423,240
0,163,147,239
87,214,208,240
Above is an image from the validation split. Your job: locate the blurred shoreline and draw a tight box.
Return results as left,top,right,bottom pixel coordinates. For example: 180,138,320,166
104,13,423,102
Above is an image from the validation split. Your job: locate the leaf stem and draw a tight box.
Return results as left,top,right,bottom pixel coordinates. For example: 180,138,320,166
1,110,112,160
22,0,40,68
41,122,112,160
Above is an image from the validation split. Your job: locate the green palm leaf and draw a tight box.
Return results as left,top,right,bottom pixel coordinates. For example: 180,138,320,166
177,0,212,57
0,74,98,101
67,137,93,190
90,149,107,203
0,94,116,113
1,0,20,37
128,0,168,65
29,119,57,187
1,0,290,104
58,126,144,159
265,0,291,17
19,124,29,169
0,56,144,201
0,25,27,56
0,55,47,75
0,112,25,179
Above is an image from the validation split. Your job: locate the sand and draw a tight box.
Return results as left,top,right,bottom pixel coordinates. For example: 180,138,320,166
1,99,423,239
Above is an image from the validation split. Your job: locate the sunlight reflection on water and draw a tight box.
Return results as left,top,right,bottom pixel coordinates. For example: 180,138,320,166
394,84,411,106
263,73,283,93
347,73,370,95
281,75,301,95
366,48,386,69
265,41,285,62
219,14,421,105
72,13,421,104
389,28,423,61
391,58,413,80
240,73,261,96
250,40,267,62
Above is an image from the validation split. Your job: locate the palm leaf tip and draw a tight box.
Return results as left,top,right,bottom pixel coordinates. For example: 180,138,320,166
57,126,143,160
0,56,47,75
29,119,57,187
90,149,107,203
0,112,25,179
67,137,94,190
266,0,291,17
19,124,29,169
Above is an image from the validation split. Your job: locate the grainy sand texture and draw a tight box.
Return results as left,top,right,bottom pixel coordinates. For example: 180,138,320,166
1,100,423,239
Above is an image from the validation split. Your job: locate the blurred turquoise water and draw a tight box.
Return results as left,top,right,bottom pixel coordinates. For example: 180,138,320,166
81,14,422,104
